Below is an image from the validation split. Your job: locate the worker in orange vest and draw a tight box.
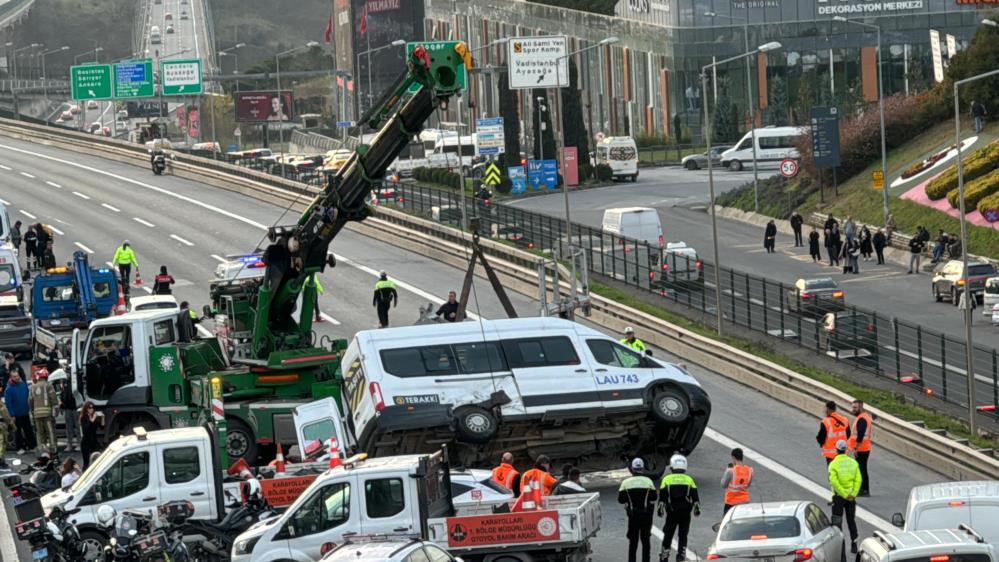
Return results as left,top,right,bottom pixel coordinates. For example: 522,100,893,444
816,401,851,464
848,399,873,497
491,452,522,496
720,448,753,514
520,454,558,497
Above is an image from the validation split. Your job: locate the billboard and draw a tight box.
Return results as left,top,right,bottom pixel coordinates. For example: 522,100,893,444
235,91,294,123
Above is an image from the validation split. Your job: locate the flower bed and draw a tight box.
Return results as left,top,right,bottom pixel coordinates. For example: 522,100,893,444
901,144,957,179
927,140,999,200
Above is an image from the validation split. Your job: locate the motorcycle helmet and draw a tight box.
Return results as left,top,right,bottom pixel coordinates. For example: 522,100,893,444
96,505,117,525
36,368,49,379
669,453,688,472
242,477,263,501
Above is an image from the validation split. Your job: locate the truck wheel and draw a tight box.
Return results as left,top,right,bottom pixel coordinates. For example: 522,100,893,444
454,407,498,444
650,387,690,425
226,417,259,463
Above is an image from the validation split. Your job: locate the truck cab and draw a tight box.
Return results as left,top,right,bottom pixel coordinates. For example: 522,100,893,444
0,247,31,353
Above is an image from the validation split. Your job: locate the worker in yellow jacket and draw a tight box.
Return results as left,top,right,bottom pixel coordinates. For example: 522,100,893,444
112,240,139,289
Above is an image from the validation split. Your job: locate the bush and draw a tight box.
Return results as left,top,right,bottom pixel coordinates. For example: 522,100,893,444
495,176,513,194
927,141,999,200
595,164,613,182
578,163,593,181
948,167,999,209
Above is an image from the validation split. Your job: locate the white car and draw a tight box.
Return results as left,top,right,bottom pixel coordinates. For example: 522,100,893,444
129,295,179,313
450,469,513,504
321,539,461,562
86,100,99,110
707,501,845,562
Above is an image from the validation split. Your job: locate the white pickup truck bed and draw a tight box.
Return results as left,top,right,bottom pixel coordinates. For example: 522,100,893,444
426,493,601,558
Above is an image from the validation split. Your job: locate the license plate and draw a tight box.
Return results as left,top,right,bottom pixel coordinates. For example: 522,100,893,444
755,557,774,562
32,547,48,560
0,324,13,330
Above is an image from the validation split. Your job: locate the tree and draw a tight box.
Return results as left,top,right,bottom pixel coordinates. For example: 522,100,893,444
765,75,790,126
560,58,591,167
532,89,556,161
711,94,738,143
793,70,817,126
498,70,522,166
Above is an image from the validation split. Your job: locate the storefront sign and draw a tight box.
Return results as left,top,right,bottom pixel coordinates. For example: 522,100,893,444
930,30,944,83
817,0,923,15
446,510,561,547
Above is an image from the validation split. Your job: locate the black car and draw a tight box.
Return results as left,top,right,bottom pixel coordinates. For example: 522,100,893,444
821,311,879,368
786,277,845,317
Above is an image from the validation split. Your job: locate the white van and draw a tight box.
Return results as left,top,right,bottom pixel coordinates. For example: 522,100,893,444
340,317,711,469
595,136,639,182
432,133,476,171
720,126,806,171
603,207,663,247
0,201,13,249
893,481,999,545
150,25,162,44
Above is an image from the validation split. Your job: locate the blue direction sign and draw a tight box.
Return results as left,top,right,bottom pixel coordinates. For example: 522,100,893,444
336,120,355,128
527,160,544,190
113,59,154,98
508,166,526,194
542,159,558,190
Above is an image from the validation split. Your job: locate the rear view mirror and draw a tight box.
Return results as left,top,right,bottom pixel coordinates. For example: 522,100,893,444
891,513,904,527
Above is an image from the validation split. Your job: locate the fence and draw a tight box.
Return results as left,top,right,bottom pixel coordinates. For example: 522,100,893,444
637,144,705,167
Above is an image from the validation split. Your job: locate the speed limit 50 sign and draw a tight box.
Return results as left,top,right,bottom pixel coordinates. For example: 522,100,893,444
779,159,799,178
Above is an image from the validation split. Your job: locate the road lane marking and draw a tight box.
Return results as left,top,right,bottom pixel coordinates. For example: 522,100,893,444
0,164,10,170
170,234,195,246
72,191,91,200
20,210,36,219
0,198,7,205
210,254,227,263
45,181,62,188
319,312,341,325
141,286,153,294
74,242,94,254
47,225,64,235
134,217,155,227
20,171,35,178
102,203,121,212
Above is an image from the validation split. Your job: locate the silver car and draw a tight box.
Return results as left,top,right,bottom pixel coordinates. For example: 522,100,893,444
682,146,732,170
707,502,845,562
321,538,461,562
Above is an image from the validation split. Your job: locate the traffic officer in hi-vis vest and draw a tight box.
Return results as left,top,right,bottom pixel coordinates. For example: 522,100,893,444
657,454,700,562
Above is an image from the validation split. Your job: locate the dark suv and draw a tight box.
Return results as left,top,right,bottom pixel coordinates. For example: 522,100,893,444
932,260,997,305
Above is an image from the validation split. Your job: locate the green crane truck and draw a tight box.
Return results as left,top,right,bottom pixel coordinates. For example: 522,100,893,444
70,44,473,461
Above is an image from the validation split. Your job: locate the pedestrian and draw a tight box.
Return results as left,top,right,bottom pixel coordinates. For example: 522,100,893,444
948,236,963,259
657,454,700,562
621,326,647,353
931,230,948,264
843,216,856,243
491,451,522,495
0,351,22,395
873,228,887,265
829,439,861,553
790,211,804,247
177,301,199,342
840,239,853,274
10,220,21,254
112,240,139,290
60,458,82,488
816,400,850,464
372,271,398,328
435,290,460,322
40,240,57,270
4,368,35,454
764,220,777,253
808,227,821,262
848,238,860,275
520,454,558,497
23,224,37,269
620,458,658,562
308,273,324,322
80,401,104,470
848,399,873,497
29,368,58,455
153,265,175,295
919,226,931,244
907,234,925,274
554,467,586,495
0,397,13,468
859,227,873,261
824,214,839,233
959,288,977,312
56,361,78,451
971,100,988,134
721,448,753,514
830,224,842,267
885,214,897,241
34,223,51,254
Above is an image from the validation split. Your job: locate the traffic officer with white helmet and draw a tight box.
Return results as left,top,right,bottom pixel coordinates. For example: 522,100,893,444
620,457,657,562
657,454,700,562
621,327,647,353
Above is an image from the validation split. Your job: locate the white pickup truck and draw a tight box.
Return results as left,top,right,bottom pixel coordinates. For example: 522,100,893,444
231,449,601,562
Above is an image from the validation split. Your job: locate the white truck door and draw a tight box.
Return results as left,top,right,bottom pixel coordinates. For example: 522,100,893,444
359,474,415,536
156,440,216,519
93,446,160,517
581,338,652,409
282,474,359,561
293,397,348,459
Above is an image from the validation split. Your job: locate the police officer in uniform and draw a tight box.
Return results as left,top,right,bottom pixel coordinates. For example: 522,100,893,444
620,458,657,562
372,271,398,328
621,327,647,353
829,440,862,553
657,454,700,562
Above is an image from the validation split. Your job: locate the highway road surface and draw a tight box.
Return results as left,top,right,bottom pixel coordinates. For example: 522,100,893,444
0,139,948,560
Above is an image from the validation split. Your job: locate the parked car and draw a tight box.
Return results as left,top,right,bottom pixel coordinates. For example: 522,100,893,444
707,501,845,562
932,259,997,305
786,278,845,317
321,538,461,562
450,468,513,504
681,145,731,170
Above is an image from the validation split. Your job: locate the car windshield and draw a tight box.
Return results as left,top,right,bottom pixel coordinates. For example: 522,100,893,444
719,516,801,541
915,505,999,543
805,279,838,290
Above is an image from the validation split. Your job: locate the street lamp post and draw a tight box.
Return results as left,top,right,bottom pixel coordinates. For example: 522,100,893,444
703,41,782,336
11,43,41,84
354,39,405,119
212,43,245,156
706,12,760,213
953,67,999,436
835,16,888,226
553,36,619,254
40,45,69,103
275,41,320,176
73,47,104,65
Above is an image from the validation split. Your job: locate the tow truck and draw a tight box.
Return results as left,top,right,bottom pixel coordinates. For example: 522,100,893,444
68,44,474,461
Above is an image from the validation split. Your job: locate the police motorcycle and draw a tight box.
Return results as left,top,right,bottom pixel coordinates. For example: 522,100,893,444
151,150,168,175
9,454,61,496
182,479,276,561
13,496,98,561
98,500,192,561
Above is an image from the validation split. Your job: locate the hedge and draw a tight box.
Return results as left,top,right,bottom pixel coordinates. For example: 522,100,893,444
948,167,999,209
926,140,999,200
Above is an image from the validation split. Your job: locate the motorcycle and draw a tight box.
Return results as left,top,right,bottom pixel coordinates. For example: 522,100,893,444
183,480,276,561
99,505,154,561
98,501,192,562
9,455,61,497
151,152,167,175
13,501,98,561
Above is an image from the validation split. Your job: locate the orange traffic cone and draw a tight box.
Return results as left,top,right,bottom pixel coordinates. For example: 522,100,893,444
275,443,286,476
227,458,254,480
114,284,127,315
328,437,341,469
512,479,541,512
134,269,143,286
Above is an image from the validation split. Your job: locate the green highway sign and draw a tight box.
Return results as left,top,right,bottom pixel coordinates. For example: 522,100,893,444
70,64,113,101
113,59,155,98
161,59,203,96
405,41,467,92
